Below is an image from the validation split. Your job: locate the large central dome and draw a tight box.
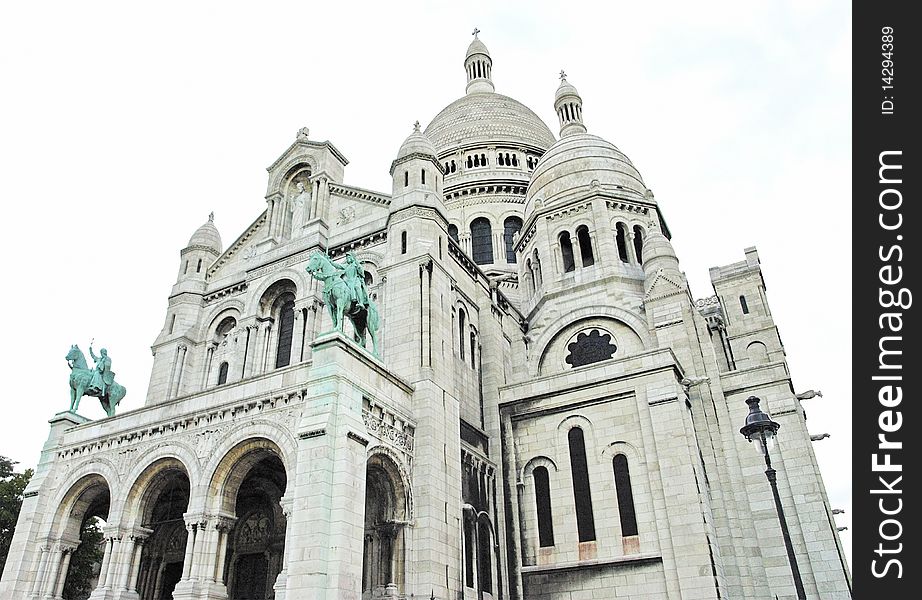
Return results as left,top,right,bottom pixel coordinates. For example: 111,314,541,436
425,92,556,154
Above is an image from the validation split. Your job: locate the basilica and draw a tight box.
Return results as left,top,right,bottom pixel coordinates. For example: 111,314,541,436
1,34,850,600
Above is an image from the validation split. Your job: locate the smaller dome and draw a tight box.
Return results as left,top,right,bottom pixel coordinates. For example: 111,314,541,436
525,134,646,211
188,213,222,252
641,227,677,264
555,76,579,103
396,122,438,161
466,33,490,60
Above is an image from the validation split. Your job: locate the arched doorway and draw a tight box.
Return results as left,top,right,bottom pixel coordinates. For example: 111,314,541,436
48,475,109,600
362,453,408,600
133,461,191,600
216,442,288,600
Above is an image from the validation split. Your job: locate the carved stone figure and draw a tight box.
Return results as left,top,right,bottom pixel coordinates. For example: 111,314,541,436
66,344,127,416
291,181,311,231
306,251,380,356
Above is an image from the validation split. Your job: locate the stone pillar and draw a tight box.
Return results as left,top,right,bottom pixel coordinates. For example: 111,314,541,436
243,324,259,378
309,179,322,220
43,543,65,599
181,521,196,580
201,342,217,389
273,497,294,600
291,309,305,364
170,344,188,398
285,332,376,599
29,544,51,598
52,545,76,600
419,260,432,367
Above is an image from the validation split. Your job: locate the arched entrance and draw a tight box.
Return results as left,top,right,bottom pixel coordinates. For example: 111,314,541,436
133,461,191,600
45,475,109,600
362,453,408,600
213,440,288,600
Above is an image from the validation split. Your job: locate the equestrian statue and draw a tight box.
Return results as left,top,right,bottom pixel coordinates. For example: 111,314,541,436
306,251,380,357
66,343,127,417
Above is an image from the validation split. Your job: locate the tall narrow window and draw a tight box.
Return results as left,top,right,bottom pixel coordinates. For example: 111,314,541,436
458,308,466,360
533,466,555,547
169,314,176,335
478,521,493,592
184,260,189,274
217,361,229,385
612,455,638,537
632,226,645,264
503,216,523,263
559,231,575,273
404,171,409,187
275,299,295,368
451,160,456,173
470,331,476,369
421,169,426,185
464,520,475,587
532,249,542,288
467,156,473,168
576,225,594,266
448,224,459,243
740,295,750,314
481,153,487,166
401,231,407,254
470,218,494,265
616,223,629,262
498,153,505,166
568,427,596,542
196,258,202,273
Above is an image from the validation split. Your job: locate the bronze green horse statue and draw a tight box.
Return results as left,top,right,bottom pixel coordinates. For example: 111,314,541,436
306,251,380,356
66,345,126,417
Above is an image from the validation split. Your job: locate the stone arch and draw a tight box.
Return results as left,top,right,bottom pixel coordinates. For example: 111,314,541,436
49,472,113,543
203,432,293,515
520,455,558,482
535,313,648,376
747,341,769,365
556,414,598,462
212,435,289,600
244,272,309,316
532,307,651,374
45,459,119,534
363,448,411,595
267,157,316,197
121,454,195,530
199,305,243,340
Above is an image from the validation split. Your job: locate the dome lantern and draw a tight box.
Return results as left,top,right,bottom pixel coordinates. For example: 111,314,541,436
465,28,495,95
555,71,587,137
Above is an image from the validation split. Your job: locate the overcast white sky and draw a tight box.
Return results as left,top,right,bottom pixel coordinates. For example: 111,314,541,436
0,0,851,562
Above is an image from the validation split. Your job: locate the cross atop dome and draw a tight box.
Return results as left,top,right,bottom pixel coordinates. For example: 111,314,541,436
413,120,421,133
472,27,480,38
208,211,214,223
560,70,567,81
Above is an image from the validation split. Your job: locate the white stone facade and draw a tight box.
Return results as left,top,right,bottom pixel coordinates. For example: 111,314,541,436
1,34,850,600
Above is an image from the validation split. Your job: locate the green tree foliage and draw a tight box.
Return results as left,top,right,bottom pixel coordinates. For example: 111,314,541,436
1,455,34,576
63,518,104,600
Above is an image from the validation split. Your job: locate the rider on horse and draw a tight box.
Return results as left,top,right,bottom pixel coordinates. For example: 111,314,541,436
331,252,369,310
89,345,115,397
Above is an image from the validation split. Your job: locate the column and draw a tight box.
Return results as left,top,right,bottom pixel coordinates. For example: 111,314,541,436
232,326,249,381
419,260,432,367
94,537,114,590
170,344,188,398
627,231,638,264
302,300,319,361
29,545,50,598
319,176,330,223
273,498,293,599
201,343,216,389
309,179,321,220
181,522,196,580
213,517,236,584
190,517,208,581
290,308,305,364
52,546,76,600
243,324,259,378
261,323,273,373
43,544,64,599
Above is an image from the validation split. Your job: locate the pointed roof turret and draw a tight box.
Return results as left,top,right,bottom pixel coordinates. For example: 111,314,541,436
465,28,494,94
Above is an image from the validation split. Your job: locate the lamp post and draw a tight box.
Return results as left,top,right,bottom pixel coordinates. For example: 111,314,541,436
739,396,807,600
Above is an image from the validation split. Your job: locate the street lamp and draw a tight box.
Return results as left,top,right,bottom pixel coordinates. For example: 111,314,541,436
739,396,807,600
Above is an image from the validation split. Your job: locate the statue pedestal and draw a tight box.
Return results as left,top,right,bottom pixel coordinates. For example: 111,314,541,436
49,410,90,428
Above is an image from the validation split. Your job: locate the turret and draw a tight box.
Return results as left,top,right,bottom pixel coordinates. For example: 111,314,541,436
178,212,222,282
554,71,587,137
464,28,494,94
389,122,444,213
